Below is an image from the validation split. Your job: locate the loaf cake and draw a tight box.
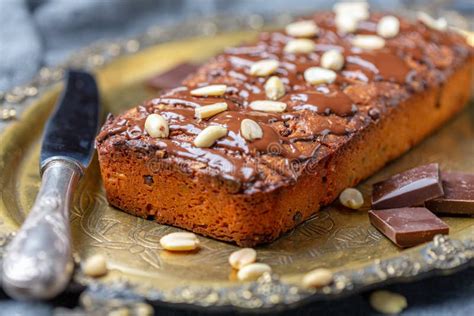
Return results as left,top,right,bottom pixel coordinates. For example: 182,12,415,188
96,3,473,247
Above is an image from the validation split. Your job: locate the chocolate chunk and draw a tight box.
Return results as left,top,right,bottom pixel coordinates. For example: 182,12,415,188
368,107,381,120
368,207,449,248
147,63,200,90
371,163,444,209
425,172,474,215
143,175,154,186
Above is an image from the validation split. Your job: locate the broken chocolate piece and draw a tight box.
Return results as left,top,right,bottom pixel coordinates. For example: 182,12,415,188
372,163,444,209
425,171,474,215
368,207,449,248
147,63,200,90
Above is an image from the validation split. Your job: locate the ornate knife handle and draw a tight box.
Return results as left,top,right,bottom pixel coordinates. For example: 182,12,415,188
2,158,83,300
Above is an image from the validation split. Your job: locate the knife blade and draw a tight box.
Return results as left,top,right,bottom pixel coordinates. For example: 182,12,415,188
40,70,99,169
2,70,100,300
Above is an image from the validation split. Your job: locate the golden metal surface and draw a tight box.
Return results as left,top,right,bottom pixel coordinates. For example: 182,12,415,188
0,29,473,309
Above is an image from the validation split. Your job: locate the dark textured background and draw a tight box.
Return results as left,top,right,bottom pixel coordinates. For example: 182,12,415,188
0,0,473,315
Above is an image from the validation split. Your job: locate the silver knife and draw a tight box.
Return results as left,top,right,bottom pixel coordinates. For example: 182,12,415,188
2,70,100,300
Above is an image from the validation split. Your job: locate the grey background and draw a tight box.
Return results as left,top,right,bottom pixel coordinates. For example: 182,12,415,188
0,0,473,315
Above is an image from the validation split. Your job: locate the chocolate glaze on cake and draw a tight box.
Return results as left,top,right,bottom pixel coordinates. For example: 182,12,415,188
96,13,471,194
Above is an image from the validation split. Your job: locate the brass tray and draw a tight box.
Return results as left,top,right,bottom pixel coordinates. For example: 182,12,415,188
0,14,473,313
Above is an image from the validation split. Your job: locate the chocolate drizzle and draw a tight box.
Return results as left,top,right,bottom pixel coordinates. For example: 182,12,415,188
97,12,472,193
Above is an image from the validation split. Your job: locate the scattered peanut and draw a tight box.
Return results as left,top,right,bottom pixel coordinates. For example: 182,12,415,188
369,290,408,315
351,35,386,50
264,76,285,100
144,114,169,138
285,20,319,38
249,100,287,113
237,263,272,281
132,302,154,316
160,232,200,251
190,84,227,96
304,67,337,85
240,119,263,141
228,248,257,269
417,11,448,32
302,268,333,288
320,49,345,71
284,39,316,54
377,15,400,38
82,254,108,278
249,59,279,76
194,125,228,148
339,188,364,209
195,102,228,119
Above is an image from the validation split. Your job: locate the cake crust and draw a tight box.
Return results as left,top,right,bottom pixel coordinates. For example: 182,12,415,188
96,11,473,246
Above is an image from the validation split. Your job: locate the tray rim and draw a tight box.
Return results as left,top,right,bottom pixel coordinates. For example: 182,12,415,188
0,12,473,313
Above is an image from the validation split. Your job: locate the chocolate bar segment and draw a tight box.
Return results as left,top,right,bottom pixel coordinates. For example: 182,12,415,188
368,207,449,248
425,172,474,215
147,63,200,90
372,163,444,209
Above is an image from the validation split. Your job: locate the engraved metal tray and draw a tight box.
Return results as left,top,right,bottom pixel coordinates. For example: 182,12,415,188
0,14,473,313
